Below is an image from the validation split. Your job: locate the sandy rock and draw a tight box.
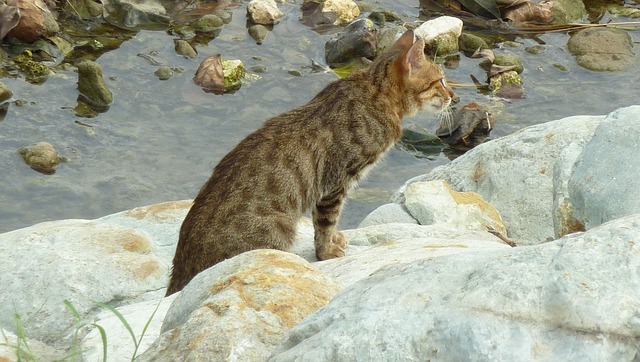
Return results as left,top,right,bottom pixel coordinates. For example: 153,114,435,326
247,0,284,25
403,179,507,236
138,250,340,361
17,141,64,174
322,0,360,25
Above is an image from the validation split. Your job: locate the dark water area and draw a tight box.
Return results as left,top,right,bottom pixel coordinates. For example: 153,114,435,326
1,0,639,233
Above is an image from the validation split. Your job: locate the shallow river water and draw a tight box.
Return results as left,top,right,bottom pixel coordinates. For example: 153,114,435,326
1,0,639,233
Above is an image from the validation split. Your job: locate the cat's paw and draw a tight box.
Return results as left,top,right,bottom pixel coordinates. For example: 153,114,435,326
316,231,346,260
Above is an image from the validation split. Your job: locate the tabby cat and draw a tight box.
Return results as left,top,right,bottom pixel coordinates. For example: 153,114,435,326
166,30,454,295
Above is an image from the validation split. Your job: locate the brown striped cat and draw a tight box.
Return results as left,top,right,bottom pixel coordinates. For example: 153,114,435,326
166,30,454,295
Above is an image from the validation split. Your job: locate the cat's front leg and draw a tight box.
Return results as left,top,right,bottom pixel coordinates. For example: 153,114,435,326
312,190,347,261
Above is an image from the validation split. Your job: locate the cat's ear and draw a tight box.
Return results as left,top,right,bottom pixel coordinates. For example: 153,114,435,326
390,30,415,53
405,38,426,72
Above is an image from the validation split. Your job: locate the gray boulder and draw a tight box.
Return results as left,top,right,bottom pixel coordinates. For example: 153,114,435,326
568,28,635,71
271,214,640,361
568,105,640,230
396,114,604,244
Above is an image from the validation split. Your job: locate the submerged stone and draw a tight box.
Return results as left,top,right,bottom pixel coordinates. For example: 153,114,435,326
18,141,65,174
77,60,113,108
567,27,635,71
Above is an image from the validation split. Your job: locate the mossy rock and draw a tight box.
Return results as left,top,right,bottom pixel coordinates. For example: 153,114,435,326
77,60,113,108
481,53,523,74
18,142,67,174
459,33,489,54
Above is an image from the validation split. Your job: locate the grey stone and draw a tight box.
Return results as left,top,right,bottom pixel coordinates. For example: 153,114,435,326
77,60,113,107
395,114,604,244
271,214,640,361
358,203,417,228
568,28,635,71
247,0,284,25
568,105,640,230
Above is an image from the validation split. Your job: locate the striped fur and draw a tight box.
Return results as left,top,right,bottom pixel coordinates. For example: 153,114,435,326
166,30,454,295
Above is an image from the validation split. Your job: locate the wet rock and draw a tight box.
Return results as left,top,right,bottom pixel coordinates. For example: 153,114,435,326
17,142,65,174
549,0,587,24
567,27,634,71
0,3,21,40
567,106,640,232
154,66,173,80
503,1,553,23
63,0,103,19
489,70,524,99
77,60,113,108
138,250,341,361
458,32,489,54
481,53,523,73
247,0,284,25
193,13,223,33
248,24,269,44
324,18,376,67
215,10,232,24
102,0,170,30
5,0,58,42
0,81,12,103
525,44,545,54
375,25,405,54
414,16,463,56
174,39,196,58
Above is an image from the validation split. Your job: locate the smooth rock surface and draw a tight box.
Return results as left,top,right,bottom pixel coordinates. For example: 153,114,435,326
271,214,640,361
568,105,640,230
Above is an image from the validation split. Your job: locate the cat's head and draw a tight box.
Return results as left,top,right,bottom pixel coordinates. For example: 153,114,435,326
390,30,455,116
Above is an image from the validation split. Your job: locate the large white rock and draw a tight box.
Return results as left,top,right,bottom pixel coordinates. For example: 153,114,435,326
0,200,190,343
270,214,640,361
138,250,341,361
322,0,360,25
414,16,463,55
396,114,604,244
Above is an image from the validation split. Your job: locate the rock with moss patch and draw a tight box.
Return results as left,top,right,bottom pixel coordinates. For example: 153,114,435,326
481,53,523,74
567,27,634,72
18,142,66,174
77,60,113,108
550,0,587,24
458,32,489,54
154,66,173,80
193,14,224,32
221,59,246,93
414,16,463,56
489,70,524,99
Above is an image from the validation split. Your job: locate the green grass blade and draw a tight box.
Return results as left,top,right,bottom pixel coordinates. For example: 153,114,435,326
90,323,108,362
94,301,138,348
131,298,162,360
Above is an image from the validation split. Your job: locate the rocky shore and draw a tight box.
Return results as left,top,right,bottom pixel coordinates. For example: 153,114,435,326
1,105,639,361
